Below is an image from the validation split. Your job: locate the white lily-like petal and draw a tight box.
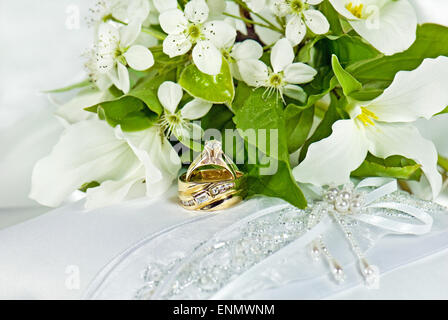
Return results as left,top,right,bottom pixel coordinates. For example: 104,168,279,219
293,120,370,186
85,166,146,209
303,9,330,35
285,15,307,46
364,122,442,198
119,20,142,47
163,33,192,57
124,45,154,71
192,40,223,75
159,9,188,34
365,56,448,122
238,59,269,87
116,126,181,198
203,20,237,49
55,88,110,125
152,0,178,13
284,62,318,84
181,99,213,120
29,120,139,207
271,38,294,73
231,39,263,61
185,0,210,23
157,81,183,113
332,0,417,55
117,62,130,93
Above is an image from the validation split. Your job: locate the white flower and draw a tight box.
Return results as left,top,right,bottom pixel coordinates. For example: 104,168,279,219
223,1,247,35
229,39,264,81
329,0,417,55
293,56,448,199
159,0,236,75
272,0,330,46
158,81,213,139
92,22,154,93
243,0,267,12
238,38,317,101
29,119,181,209
88,0,150,26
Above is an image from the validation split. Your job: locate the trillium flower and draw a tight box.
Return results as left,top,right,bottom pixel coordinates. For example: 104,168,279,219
158,81,213,140
159,0,236,75
29,119,181,209
293,56,448,199
92,22,155,93
272,0,330,46
329,0,417,55
238,38,317,102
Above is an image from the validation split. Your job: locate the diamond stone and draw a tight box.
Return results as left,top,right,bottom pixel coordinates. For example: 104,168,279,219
194,192,210,205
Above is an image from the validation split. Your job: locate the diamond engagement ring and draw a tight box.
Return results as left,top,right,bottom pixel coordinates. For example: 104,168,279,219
178,140,246,211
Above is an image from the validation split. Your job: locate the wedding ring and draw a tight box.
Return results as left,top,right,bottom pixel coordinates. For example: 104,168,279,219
186,140,238,182
178,140,246,211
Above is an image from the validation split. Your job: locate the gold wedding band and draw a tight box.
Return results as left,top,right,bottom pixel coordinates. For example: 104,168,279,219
178,140,246,211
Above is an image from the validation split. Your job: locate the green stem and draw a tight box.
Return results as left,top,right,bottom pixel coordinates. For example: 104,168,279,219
223,12,278,32
438,155,448,172
142,27,167,40
233,0,284,33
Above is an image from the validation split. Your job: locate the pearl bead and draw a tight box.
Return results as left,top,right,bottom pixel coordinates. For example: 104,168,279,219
324,192,336,203
335,198,350,213
339,191,352,201
350,200,363,212
327,188,339,196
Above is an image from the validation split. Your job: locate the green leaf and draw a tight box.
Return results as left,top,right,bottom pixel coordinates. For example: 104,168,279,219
438,155,448,172
326,34,382,66
299,93,343,162
86,96,158,131
348,24,448,88
331,54,362,97
232,82,307,209
319,0,343,36
284,104,314,154
44,79,91,93
79,181,100,193
179,58,235,104
352,154,423,181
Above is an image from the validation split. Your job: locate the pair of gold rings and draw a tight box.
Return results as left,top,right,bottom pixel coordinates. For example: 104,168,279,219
178,140,246,211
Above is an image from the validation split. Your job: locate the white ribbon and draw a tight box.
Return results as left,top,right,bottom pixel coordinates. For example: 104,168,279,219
354,178,433,235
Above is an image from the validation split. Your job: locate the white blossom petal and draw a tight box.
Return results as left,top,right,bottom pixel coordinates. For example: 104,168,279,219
159,9,188,34
153,0,178,13
231,39,263,61
285,15,307,46
157,81,183,113
251,10,282,46
349,0,417,55
29,120,139,207
124,45,154,71
119,20,141,47
365,122,442,199
306,0,324,5
284,62,317,84
366,56,448,123
271,38,294,73
185,0,210,23
117,62,130,93
303,9,330,35
163,33,192,57
181,99,213,119
238,59,269,87
203,20,237,49
293,119,369,186
192,40,223,75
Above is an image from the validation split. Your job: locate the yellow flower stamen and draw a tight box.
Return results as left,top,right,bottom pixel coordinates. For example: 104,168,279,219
346,2,364,19
357,107,378,126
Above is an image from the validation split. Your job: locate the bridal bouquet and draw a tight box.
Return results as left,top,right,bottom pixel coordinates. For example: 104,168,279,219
30,0,448,209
